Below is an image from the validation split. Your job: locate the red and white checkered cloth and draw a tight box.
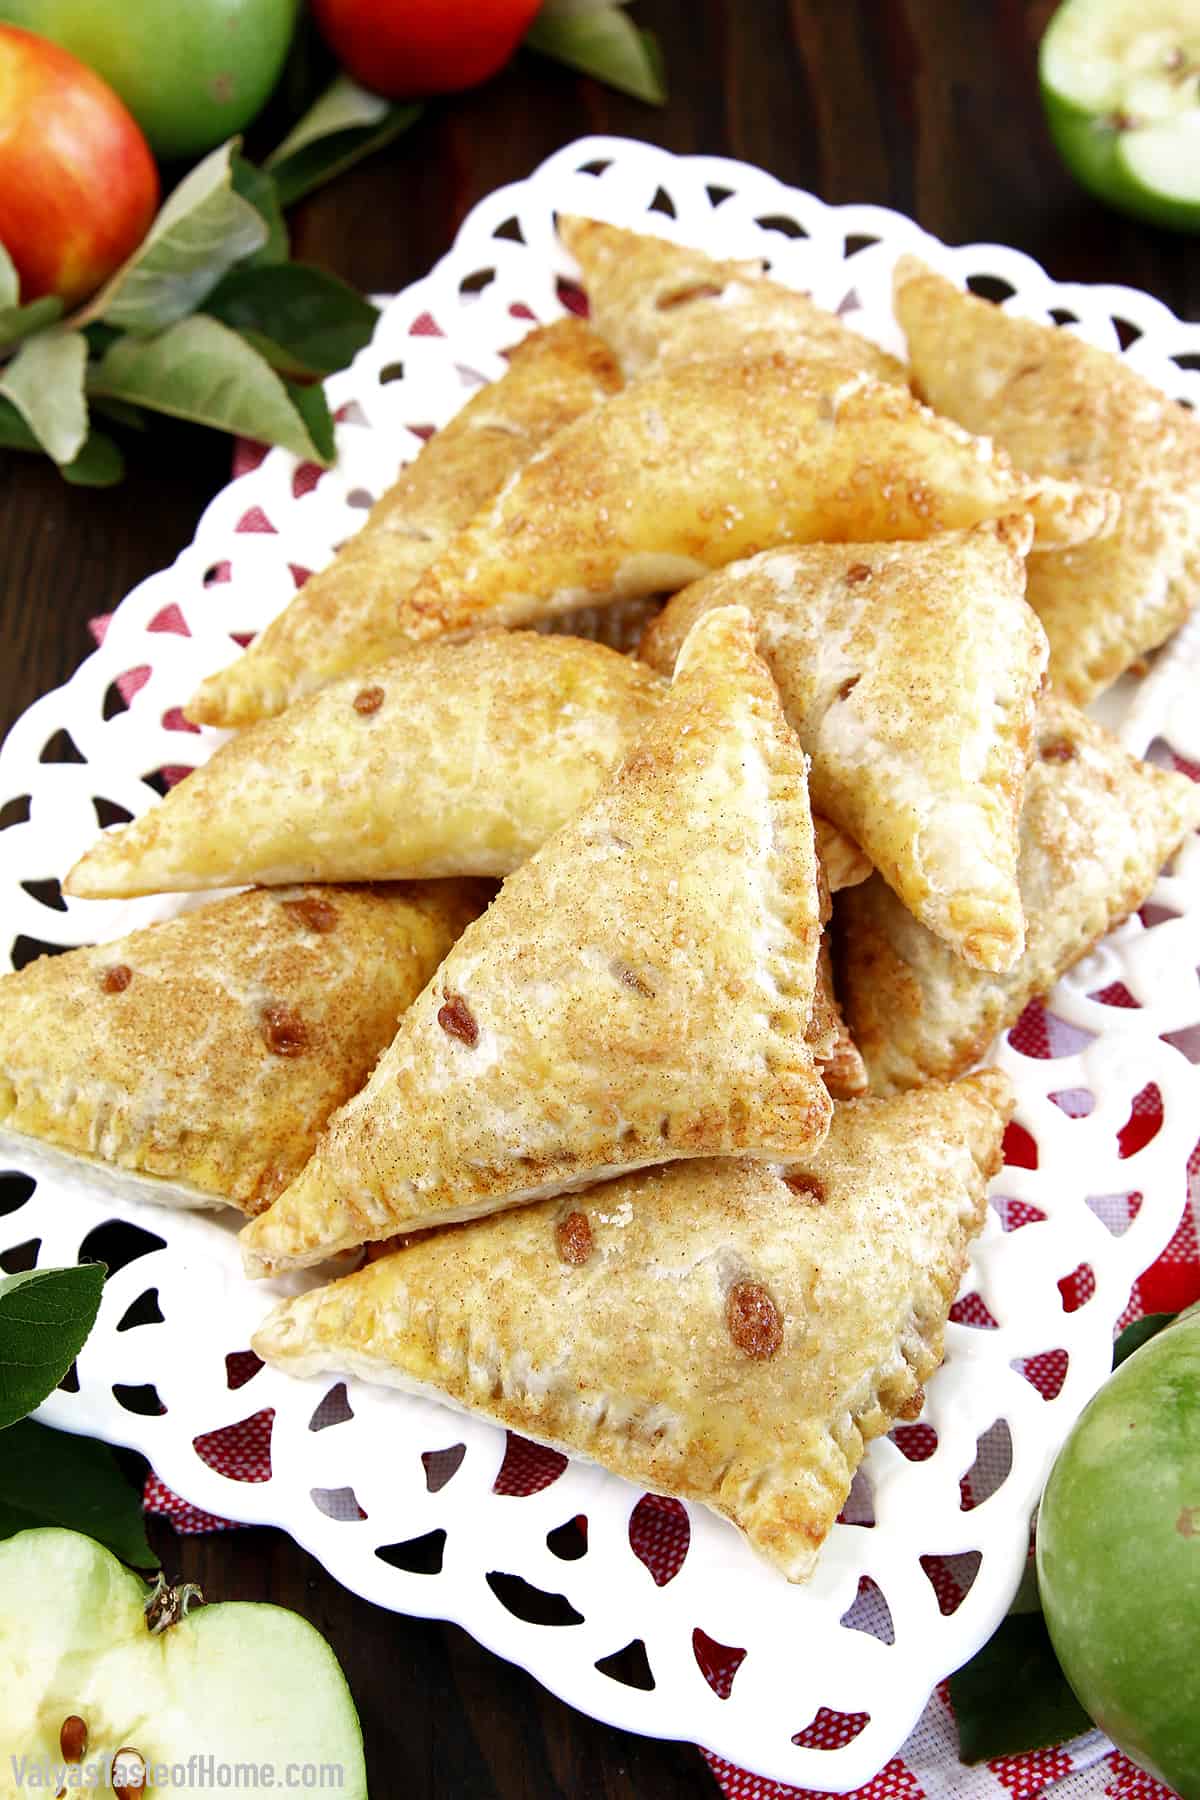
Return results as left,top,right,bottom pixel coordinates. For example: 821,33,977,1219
94,377,1196,1800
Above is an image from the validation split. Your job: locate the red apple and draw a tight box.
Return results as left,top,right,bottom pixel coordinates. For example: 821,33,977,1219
310,0,544,97
0,24,159,309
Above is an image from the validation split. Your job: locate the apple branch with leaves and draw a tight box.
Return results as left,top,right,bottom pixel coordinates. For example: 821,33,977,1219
0,0,664,486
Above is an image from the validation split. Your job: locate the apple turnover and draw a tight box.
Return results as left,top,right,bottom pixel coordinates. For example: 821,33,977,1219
395,356,1115,644
253,1070,1011,1582
894,256,1200,703
559,213,906,383
0,882,488,1213
186,319,622,728
65,633,867,900
839,697,1200,1092
641,518,1047,973
240,606,833,1275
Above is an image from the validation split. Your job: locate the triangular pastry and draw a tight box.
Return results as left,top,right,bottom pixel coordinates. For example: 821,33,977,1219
253,1070,1012,1582
839,696,1200,1093
239,606,833,1275
0,882,488,1212
66,632,868,901
641,519,1048,973
559,213,906,383
894,256,1200,703
394,356,1116,644
67,635,664,897
186,320,622,728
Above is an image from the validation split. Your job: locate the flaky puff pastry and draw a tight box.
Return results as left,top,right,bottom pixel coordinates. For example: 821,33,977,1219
395,356,1116,644
65,633,866,901
894,257,1200,704
186,320,622,728
641,519,1047,973
839,697,1200,1093
240,606,833,1276
559,214,906,384
68,635,663,897
810,940,868,1100
253,1070,1011,1582
0,883,488,1213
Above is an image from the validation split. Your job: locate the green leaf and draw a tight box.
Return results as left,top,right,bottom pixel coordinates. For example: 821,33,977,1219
0,1265,105,1431
0,396,123,484
203,262,378,377
267,75,423,208
526,6,667,103
0,294,64,352
90,315,336,463
0,240,16,311
950,1610,1094,1763
1112,1311,1176,1368
0,329,88,463
231,155,289,265
285,379,336,462
0,1420,155,1568
60,429,125,486
85,140,269,335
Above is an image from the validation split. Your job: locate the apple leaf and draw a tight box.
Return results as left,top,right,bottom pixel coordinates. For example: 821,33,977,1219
0,209,59,347
85,140,269,335
0,1264,106,1431
0,397,125,485
526,5,666,103
267,75,424,208
231,155,289,265
0,241,16,311
1111,1310,1176,1368
203,263,379,377
950,1610,1095,1763
0,330,89,465
0,1420,156,1569
89,315,336,464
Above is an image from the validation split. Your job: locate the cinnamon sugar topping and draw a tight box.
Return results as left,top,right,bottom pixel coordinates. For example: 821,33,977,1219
556,1210,593,1265
726,1280,783,1358
438,994,478,1046
101,964,132,994
353,685,385,715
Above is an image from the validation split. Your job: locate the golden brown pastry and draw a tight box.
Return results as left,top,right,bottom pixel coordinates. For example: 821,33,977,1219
559,213,906,383
641,519,1047,973
840,696,1200,1092
240,606,833,1276
253,1070,1012,1582
67,635,664,897
186,320,622,728
66,632,867,901
395,356,1115,645
0,882,488,1213
894,256,1200,703
810,940,868,1100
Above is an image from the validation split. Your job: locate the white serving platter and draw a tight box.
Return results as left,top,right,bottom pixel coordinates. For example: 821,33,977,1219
2,136,1199,1791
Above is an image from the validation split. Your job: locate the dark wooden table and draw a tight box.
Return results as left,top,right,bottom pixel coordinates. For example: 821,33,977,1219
3,3,1198,1794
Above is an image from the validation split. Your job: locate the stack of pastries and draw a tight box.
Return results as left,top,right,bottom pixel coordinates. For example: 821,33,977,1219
4,220,1199,1582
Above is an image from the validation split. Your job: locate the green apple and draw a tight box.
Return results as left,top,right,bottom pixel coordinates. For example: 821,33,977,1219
0,1528,367,1796
0,0,300,160
1040,0,1200,231
1037,1305,1200,1795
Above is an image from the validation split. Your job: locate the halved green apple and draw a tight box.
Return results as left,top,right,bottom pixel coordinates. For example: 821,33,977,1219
1040,0,1200,231
0,1529,367,1797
